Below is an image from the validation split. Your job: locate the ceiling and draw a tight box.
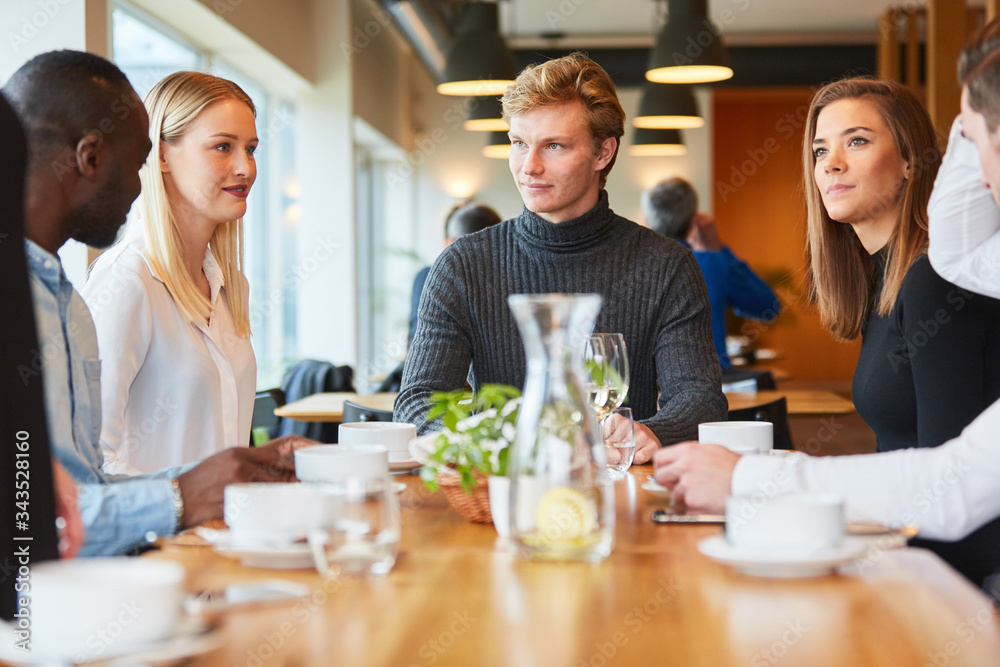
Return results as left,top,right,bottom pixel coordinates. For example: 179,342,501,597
498,0,986,43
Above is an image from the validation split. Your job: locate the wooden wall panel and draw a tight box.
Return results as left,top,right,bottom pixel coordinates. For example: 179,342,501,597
712,88,861,382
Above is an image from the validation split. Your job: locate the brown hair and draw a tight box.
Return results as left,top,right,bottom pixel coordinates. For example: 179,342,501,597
501,52,625,188
959,18,1000,84
803,78,941,341
966,50,1000,131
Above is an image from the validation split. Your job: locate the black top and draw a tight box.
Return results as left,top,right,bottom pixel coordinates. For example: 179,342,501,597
853,247,1000,585
0,93,60,619
396,191,728,444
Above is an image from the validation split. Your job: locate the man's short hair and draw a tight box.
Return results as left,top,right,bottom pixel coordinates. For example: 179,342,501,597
2,50,136,170
959,18,1000,84
643,177,699,240
445,202,501,240
501,52,625,189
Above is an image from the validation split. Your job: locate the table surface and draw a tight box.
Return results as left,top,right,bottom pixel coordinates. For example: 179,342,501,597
725,389,855,415
275,389,855,423
152,466,1000,667
274,392,397,422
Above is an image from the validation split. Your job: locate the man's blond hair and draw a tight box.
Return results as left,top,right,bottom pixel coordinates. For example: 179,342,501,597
501,52,625,189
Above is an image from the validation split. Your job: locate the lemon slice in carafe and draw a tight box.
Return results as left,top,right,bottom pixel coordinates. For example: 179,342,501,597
535,486,597,541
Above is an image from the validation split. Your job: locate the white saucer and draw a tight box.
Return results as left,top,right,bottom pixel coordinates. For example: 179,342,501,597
698,536,869,578
641,480,672,499
196,528,314,569
0,616,222,665
389,459,420,472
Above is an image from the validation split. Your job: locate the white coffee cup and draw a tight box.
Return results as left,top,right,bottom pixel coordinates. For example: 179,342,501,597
699,421,773,454
338,422,416,462
224,483,338,547
295,444,389,483
725,493,845,554
24,558,184,662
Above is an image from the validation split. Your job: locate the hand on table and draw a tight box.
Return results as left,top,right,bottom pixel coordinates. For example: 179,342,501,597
177,435,318,528
52,460,84,558
627,420,661,465
653,442,740,513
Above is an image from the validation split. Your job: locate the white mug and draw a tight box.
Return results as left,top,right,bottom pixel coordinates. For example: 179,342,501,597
699,421,773,453
338,422,416,462
24,558,184,663
295,444,389,483
726,493,845,554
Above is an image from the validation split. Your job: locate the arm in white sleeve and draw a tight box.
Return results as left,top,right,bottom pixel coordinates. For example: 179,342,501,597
731,396,1000,541
928,116,1000,298
81,259,153,475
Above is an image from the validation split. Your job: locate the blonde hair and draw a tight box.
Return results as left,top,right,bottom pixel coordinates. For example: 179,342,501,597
138,71,255,338
501,52,624,189
803,78,940,341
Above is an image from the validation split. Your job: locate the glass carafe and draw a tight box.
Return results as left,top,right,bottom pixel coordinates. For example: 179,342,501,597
506,293,615,562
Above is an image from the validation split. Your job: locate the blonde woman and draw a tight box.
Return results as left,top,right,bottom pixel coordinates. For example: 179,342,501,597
82,71,257,474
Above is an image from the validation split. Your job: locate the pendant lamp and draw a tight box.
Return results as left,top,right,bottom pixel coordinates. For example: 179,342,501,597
646,0,733,84
628,128,686,157
634,84,703,129
438,2,518,96
464,96,509,131
482,130,511,159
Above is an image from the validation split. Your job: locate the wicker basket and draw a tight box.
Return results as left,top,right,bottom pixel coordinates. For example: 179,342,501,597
437,471,493,523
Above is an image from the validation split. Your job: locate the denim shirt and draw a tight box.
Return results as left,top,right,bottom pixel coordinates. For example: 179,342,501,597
25,240,185,555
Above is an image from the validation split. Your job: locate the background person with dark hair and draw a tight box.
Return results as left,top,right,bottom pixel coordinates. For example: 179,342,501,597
642,177,779,370
408,201,502,344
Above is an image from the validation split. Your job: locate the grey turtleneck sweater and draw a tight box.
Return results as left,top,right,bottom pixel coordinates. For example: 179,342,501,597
394,191,727,445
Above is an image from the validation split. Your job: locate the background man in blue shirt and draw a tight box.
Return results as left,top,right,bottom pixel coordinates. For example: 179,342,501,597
643,177,780,370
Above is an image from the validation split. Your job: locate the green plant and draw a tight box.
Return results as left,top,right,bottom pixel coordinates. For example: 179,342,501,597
420,384,521,493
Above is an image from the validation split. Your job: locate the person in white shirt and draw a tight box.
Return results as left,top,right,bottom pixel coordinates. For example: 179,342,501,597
82,72,258,473
653,23,1000,547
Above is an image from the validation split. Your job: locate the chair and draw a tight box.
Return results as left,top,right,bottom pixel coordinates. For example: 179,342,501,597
277,359,356,442
342,399,394,424
721,368,776,392
727,396,794,450
250,388,286,446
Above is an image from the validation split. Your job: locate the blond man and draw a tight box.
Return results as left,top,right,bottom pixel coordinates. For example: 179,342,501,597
396,53,726,461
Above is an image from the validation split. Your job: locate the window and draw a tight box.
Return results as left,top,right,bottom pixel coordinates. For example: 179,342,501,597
112,2,298,389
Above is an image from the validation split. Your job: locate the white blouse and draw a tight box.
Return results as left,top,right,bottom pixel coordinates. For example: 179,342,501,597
81,234,256,474
732,118,1000,542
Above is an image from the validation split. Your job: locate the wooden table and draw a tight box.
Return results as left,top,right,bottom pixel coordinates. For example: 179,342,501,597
273,392,396,422
726,389,855,415
153,467,1000,666
277,389,853,423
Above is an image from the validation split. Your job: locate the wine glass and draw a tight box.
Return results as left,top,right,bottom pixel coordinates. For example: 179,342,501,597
585,333,629,422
